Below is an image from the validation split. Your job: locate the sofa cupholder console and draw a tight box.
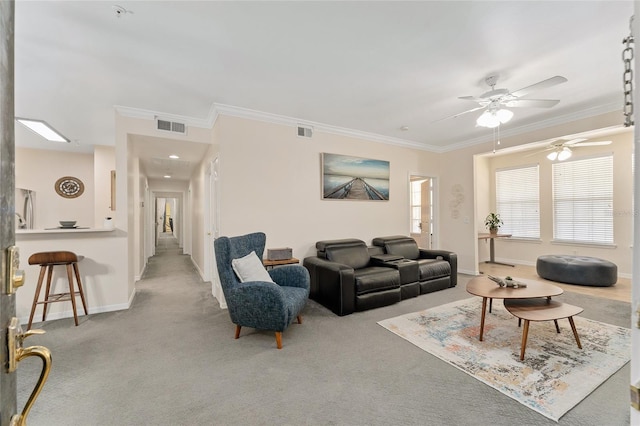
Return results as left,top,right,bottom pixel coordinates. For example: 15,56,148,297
372,235,457,295
371,254,421,299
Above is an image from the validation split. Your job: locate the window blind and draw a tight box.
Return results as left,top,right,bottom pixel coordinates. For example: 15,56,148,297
552,155,613,244
496,165,540,238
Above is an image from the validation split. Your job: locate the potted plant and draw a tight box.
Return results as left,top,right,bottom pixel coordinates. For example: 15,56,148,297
484,213,503,235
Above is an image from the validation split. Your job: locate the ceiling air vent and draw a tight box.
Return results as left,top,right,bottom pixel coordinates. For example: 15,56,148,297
297,125,313,138
156,118,187,135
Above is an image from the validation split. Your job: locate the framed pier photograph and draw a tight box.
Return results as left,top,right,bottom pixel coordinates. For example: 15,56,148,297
321,153,390,201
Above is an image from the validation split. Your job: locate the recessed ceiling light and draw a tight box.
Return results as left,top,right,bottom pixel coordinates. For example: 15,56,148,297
164,174,171,179
169,155,179,159
15,118,69,143
400,126,409,131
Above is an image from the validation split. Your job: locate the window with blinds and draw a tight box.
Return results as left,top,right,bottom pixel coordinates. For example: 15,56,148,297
496,165,540,239
552,155,613,244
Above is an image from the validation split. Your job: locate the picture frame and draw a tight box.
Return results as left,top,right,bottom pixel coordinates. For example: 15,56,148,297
321,153,389,201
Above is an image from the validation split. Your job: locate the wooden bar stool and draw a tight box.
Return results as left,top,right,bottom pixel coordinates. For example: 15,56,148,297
27,251,88,330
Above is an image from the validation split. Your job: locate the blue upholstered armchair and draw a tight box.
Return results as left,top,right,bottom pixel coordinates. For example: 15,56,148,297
214,232,310,349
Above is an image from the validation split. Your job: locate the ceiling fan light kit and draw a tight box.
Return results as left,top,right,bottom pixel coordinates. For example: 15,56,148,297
540,137,611,161
547,147,573,161
558,147,572,161
476,108,514,128
449,74,567,130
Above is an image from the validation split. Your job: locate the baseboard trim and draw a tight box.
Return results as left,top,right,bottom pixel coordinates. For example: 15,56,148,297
134,264,146,282
191,256,205,281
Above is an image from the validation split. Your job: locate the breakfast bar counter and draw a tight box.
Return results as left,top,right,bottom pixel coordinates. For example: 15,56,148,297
17,228,115,235
15,228,132,326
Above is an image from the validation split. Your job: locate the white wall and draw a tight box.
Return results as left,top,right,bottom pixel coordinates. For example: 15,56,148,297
114,115,135,300
93,145,115,227
15,148,94,229
474,154,491,269
14,145,130,324
214,115,441,260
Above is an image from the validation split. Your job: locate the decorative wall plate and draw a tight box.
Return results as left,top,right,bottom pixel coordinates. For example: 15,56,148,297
55,176,84,198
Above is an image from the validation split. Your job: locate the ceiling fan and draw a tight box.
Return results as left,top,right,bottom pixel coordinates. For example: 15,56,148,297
533,138,612,161
442,74,568,128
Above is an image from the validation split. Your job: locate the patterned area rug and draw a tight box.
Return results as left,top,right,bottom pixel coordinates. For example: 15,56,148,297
378,297,630,421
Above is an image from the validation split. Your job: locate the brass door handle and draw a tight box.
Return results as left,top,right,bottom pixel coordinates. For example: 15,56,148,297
8,318,52,426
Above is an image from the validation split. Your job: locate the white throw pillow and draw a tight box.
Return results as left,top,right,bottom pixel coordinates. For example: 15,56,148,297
231,251,274,283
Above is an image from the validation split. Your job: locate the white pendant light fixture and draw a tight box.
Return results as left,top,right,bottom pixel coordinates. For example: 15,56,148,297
15,118,69,143
476,108,514,128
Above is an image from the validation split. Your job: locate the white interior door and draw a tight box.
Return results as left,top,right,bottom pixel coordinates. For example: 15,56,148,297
420,179,432,249
207,158,225,308
410,175,436,249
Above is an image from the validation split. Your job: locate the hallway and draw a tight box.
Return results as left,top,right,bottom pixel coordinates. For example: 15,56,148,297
17,232,229,425
142,232,199,280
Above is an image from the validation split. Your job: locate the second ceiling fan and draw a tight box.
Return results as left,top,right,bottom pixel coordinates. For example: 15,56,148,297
534,138,612,161
450,74,568,128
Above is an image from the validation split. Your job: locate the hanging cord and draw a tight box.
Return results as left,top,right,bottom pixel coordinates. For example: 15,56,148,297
623,15,634,127
492,125,501,154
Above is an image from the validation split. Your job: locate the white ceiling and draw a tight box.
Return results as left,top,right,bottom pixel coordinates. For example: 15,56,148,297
13,1,634,180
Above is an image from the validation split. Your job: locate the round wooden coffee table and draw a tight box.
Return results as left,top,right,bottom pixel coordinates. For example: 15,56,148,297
504,298,583,360
466,276,563,341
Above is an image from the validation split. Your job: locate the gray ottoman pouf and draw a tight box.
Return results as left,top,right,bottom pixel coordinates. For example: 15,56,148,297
536,255,617,287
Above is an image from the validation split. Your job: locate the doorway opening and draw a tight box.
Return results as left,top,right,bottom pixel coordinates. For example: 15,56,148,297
409,175,437,249
204,157,225,308
152,194,184,255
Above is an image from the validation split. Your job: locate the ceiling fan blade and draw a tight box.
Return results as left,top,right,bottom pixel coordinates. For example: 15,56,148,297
503,99,560,108
458,96,487,103
510,76,568,98
561,138,588,146
573,140,612,147
523,146,556,157
431,105,486,123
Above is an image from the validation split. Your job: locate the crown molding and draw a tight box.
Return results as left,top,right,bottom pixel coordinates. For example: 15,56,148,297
212,103,437,151
114,104,218,129
114,100,622,154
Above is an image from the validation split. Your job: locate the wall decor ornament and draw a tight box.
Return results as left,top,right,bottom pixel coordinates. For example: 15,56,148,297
449,184,464,218
321,153,390,201
54,176,84,199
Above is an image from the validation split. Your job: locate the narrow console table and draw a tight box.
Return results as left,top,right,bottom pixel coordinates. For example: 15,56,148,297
478,233,514,267
263,258,299,270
